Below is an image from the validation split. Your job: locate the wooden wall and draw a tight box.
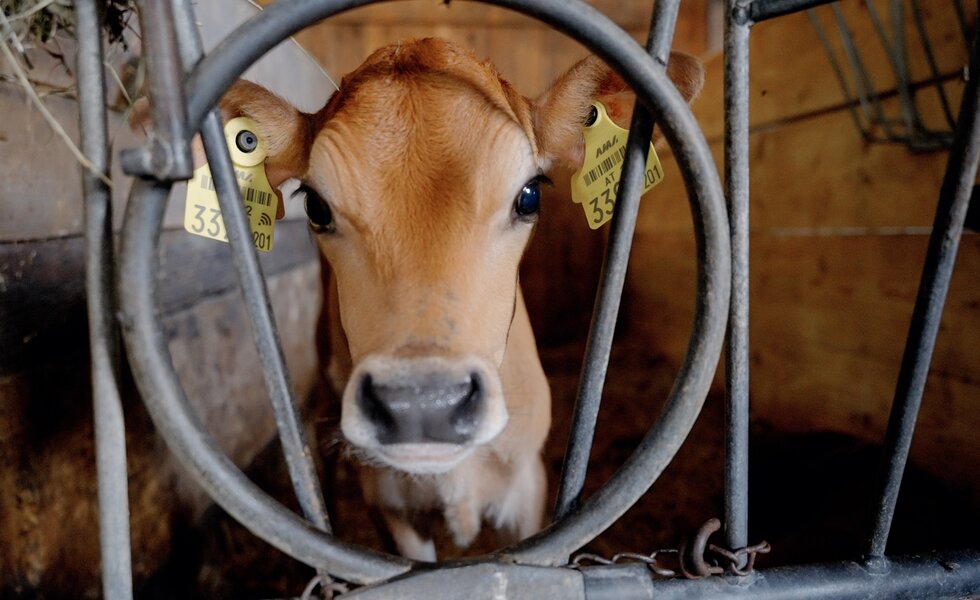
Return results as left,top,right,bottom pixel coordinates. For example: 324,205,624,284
624,1,980,505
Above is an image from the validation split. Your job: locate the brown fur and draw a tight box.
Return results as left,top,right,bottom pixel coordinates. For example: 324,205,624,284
219,38,703,560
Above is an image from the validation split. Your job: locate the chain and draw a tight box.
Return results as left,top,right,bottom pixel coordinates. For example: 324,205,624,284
300,574,350,600
568,518,771,580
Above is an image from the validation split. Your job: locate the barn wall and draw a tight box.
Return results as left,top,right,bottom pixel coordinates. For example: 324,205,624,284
623,2,980,505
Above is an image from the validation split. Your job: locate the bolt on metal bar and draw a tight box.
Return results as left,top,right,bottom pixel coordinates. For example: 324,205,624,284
554,0,683,522
119,0,194,181
748,0,838,23
866,33,980,559
166,0,332,537
73,1,134,598
722,0,750,565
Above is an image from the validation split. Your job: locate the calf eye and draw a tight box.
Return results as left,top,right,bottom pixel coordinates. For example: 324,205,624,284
296,184,335,233
514,177,545,217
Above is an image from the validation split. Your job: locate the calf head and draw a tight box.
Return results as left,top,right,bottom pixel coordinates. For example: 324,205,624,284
220,38,703,475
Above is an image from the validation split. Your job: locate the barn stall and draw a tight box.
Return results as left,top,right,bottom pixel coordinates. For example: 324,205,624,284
0,0,977,597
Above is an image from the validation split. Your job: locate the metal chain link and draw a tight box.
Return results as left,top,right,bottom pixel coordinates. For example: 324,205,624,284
568,518,771,580
300,573,350,600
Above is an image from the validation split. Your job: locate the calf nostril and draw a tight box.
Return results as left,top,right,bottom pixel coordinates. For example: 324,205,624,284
358,374,396,439
450,373,483,437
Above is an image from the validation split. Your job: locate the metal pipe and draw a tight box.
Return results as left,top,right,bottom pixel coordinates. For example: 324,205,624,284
722,0,750,564
74,1,134,598
866,34,980,559
119,0,194,180
806,9,868,139
339,551,980,599
748,0,838,23
644,551,980,600
199,110,331,532
169,0,332,537
554,0,683,522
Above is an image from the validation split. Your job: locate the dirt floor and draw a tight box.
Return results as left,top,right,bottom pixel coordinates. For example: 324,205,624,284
175,340,980,599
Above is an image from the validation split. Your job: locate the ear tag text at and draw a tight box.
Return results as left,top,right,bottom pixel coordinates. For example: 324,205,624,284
184,116,278,252
570,101,664,230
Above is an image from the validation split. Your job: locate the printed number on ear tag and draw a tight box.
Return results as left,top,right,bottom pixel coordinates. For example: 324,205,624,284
570,101,664,230
184,116,278,252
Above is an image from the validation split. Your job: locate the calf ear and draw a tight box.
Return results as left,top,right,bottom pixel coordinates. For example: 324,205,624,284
533,51,704,169
130,81,314,219
220,81,315,218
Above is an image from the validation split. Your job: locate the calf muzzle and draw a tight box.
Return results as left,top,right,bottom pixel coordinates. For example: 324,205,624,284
357,371,483,445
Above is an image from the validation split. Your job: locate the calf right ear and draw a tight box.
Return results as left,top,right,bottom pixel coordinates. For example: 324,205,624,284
218,80,315,191
130,81,314,218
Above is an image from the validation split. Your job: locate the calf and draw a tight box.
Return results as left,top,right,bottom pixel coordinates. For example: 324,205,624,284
218,38,703,560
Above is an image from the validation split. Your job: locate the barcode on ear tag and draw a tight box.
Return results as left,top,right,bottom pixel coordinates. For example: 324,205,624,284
183,117,278,251
570,102,664,230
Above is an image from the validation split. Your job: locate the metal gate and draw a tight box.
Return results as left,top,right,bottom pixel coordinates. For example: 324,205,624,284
71,0,980,597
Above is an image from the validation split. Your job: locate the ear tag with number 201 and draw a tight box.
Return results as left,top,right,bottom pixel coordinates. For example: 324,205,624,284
184,116,278,252
570,101,664,230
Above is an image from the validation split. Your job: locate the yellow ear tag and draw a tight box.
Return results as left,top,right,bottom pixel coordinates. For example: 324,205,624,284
570,101,665,230
184,116,278,252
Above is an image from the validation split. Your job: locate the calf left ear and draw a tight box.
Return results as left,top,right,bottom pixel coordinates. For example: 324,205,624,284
533,52,704,169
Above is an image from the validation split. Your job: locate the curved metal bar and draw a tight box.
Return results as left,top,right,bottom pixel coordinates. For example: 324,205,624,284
118,0,730,579
117,178,412,584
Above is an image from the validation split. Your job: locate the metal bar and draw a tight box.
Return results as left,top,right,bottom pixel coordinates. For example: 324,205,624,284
554,0,683,522
119,0,194,180
909,0,957,129
866,0,920,139
643,551,980,600
866,33,980,559
74,1,134,598
832,4,894,138
749,0,838,23
168,0,332,536
722,0,750,565
806,9,869,139
952,0,971,50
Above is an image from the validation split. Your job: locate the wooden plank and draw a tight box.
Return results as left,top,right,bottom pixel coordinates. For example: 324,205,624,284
639,84,967,233
694,0,975,139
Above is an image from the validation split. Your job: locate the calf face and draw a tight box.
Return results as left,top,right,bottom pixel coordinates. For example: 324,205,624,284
218,38,703,553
